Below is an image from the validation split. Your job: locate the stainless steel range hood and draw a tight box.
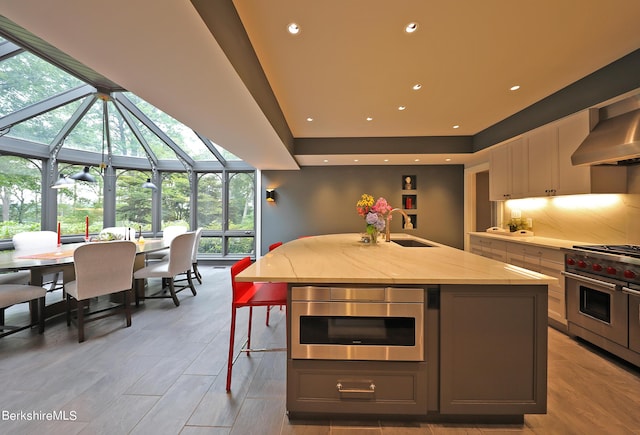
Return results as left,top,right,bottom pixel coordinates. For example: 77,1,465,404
571,96,640,166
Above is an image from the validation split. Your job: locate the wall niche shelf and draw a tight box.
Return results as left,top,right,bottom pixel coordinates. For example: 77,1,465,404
404,214,417,230
402,194,417,210
402,175,416,190
399,175,418,229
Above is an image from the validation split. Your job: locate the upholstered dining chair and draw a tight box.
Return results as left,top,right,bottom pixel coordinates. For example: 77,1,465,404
227,256,287,391
133,231,197,307
65,241,137,342
0,283,46,338
13,230,63,292
145,225,187,262
173,227,204,286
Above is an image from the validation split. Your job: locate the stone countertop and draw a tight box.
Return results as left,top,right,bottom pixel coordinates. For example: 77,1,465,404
468,231,591,250
236,233,556,285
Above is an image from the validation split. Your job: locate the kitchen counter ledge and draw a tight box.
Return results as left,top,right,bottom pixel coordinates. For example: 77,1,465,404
237,233,556,285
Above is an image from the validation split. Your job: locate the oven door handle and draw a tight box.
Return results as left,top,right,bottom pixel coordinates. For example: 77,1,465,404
622,286,640,297
561,271,619,291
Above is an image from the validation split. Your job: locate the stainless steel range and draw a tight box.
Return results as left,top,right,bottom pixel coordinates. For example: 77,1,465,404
563,245,640,367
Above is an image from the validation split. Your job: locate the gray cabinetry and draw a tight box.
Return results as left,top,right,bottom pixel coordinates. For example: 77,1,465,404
439,284,547,415
287,360,428,417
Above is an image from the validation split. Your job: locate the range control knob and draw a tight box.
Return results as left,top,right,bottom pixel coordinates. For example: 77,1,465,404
592,264,603,272
624,270,637,279
606,267,617,275
577,260,587,268
566,258,576,266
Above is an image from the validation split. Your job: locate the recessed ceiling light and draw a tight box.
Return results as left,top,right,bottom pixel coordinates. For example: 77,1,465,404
510,85,520,91
414,158,420,162
384,159,389,162
354,159,359,162
306,117,313,122
405,22,418,33
366,117,373,121
287,23,301,34
412,84,422,91
453,125,460,129
323,159,329,163
445,158,452,162
398,105,406,111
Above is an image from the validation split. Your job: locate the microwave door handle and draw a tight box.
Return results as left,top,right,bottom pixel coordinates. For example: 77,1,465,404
561,271,619,291
622,286,640,297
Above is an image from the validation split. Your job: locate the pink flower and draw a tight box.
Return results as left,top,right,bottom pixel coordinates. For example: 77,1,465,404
372,197,392,215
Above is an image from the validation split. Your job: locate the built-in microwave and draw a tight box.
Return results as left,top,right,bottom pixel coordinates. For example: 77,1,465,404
290,286,425,361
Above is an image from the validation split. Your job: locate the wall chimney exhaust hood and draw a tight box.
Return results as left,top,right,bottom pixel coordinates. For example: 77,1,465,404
571,95,640,166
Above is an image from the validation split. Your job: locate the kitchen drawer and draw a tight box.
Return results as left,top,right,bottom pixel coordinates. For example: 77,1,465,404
287,359,428,416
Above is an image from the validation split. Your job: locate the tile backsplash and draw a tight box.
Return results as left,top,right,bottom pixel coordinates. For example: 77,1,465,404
502,194,640,244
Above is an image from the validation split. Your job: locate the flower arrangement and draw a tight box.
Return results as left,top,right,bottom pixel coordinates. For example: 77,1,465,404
356,194,392,242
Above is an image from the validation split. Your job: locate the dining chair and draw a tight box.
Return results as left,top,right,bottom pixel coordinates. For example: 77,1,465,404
133,231,197,307
0,270,31,285
266,241,284,326
65,241,137,342
145,225,187,262
0,284,47,338
173,227,204,286
227,256,287,391
13,230,63,292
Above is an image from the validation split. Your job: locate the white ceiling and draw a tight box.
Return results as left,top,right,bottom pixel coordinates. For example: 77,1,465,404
0,0,639,169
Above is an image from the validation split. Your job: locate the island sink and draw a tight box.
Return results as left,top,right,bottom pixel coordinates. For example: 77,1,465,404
391,239,436,248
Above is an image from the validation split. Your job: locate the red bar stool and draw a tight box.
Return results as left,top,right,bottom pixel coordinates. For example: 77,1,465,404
227,256,287,392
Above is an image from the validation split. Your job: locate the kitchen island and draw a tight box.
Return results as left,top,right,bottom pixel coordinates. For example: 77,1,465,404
236,233,555,423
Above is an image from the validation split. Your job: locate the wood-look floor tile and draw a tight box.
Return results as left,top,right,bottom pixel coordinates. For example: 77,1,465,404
229,397,286,435
129,374,214,434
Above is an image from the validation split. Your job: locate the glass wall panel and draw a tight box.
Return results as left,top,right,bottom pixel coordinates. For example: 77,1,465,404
214,144,241,161
7,99,83,145
200,236,222,255
228,172,255,231
197,173,222,230
228,237,255,255
115,170,153,231
0,156,42,239
161,172,190,229
107,101,148,158
57,164,103,235
124,93,216,161
0,51,83,117
64,98,104,153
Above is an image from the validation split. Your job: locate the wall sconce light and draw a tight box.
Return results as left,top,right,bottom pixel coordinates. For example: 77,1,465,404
266,189,276,202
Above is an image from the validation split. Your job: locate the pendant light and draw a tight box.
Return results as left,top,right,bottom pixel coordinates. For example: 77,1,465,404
52,174,75,189
70,166,96,182
142,178,158,190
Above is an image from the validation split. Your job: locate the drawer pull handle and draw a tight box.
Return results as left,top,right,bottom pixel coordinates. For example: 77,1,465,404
336,382,376,394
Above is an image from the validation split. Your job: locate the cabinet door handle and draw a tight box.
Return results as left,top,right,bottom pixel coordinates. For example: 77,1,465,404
336,382,376,394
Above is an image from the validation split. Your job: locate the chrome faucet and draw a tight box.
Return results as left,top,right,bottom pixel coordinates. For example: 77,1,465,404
385,208,412,242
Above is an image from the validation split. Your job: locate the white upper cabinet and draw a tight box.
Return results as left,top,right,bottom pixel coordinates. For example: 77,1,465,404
527,124,558,197
489,137,527,201
490,110,627,200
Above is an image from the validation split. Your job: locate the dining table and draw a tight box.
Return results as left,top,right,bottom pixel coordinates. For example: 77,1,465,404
0,238,169,322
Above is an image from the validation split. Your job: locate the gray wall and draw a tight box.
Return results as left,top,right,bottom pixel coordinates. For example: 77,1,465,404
261,165,464,255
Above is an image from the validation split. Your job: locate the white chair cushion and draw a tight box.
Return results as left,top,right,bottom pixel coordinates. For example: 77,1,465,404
133,260,170,279
0,284,46,308
0,270,31,285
